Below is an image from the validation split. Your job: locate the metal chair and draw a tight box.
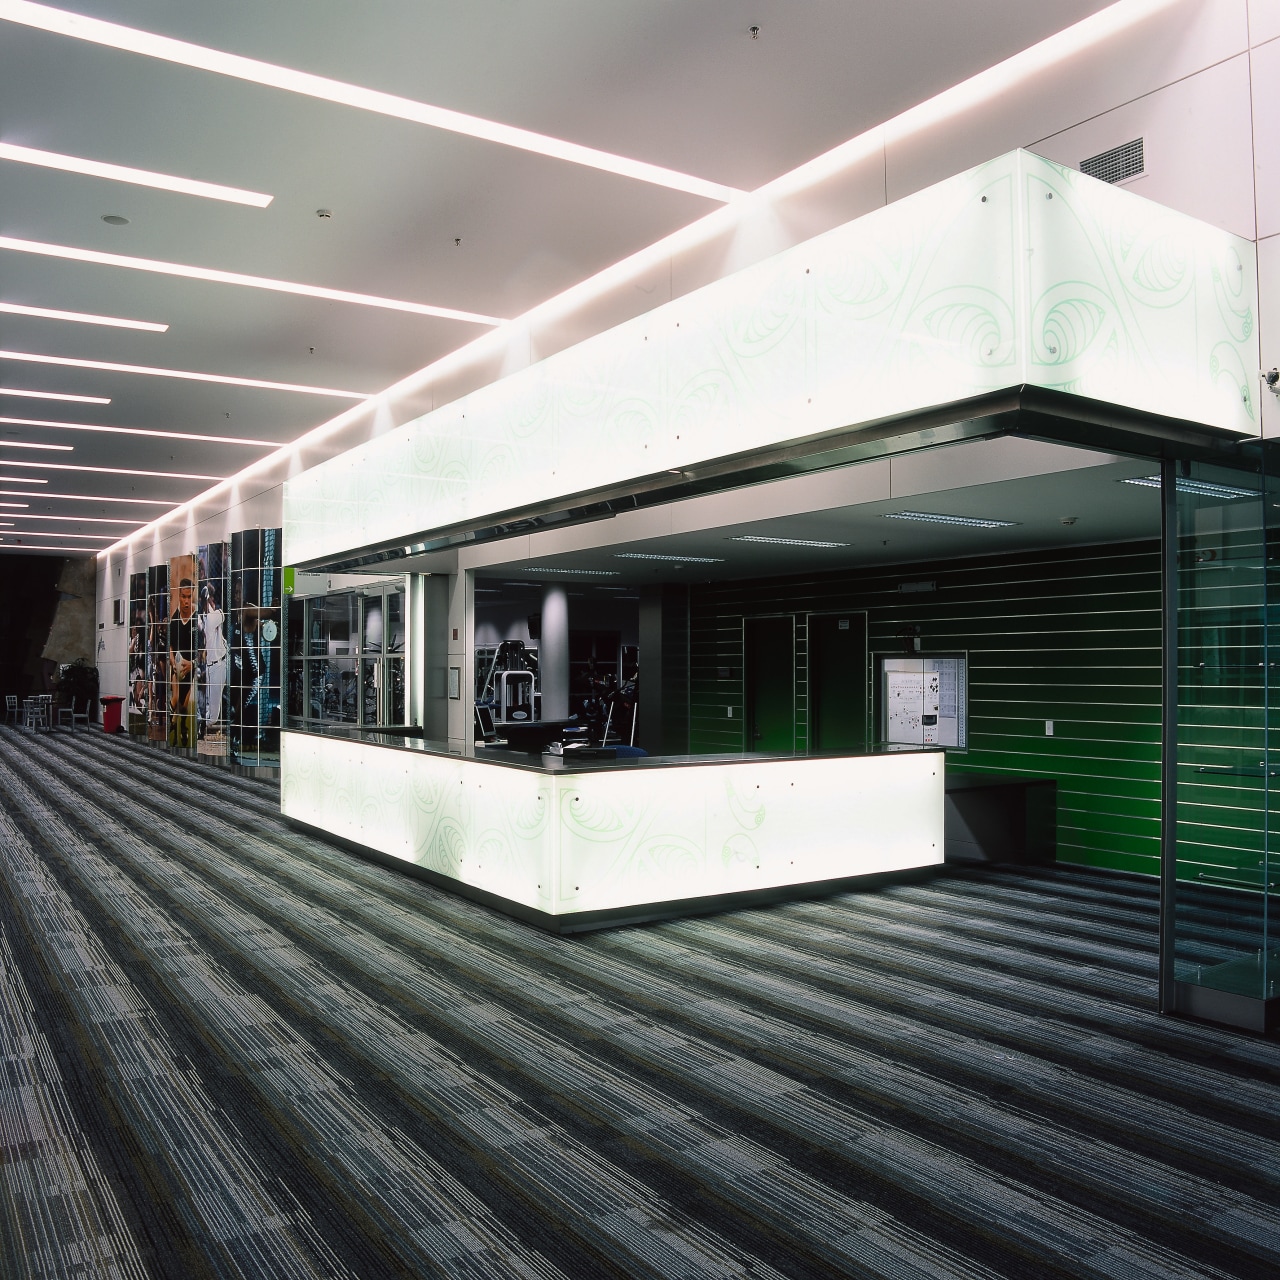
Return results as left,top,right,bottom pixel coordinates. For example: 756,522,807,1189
58,696,91,731
4,694,16,723
22,697,50,732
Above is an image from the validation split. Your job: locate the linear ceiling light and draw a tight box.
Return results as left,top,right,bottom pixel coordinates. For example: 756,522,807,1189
0,475,46,483
1,386,110,404
7,512,141,524
0,237,505,326
0,459,219,480
0,489,174,506
0,439,72,450
0,501,28,507
0,415,277,447
0,141,272,206
0,545,111,555
0,350,371,398
523,567,621,576
0,300,168,331
883,511,1018,529
0,528,113,539
614,552,724,563
731,535,850,548
0,545,113,555
1120,475,1257,500
0,2,741,204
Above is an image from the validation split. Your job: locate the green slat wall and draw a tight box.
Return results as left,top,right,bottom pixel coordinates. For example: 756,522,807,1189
688,540,1167,876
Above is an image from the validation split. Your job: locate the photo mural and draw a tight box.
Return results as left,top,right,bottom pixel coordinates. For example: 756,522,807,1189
197,542,229,758
229,527,282,767
127,570,146,731
145,563,168,742
127,527,283,768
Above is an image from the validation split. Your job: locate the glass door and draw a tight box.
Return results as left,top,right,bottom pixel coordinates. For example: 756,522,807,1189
1168,456,1279,1032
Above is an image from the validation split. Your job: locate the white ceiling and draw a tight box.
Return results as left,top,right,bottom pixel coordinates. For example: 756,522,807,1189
0,0,1117,557
461,440,1166,589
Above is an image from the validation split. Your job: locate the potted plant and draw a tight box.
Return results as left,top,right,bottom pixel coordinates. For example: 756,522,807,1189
57,659,100,721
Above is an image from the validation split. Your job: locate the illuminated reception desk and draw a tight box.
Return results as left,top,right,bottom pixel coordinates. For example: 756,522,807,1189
281,731,943,931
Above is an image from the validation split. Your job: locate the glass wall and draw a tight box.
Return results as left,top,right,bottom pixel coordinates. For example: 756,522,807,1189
295,588,405,729
1171,456,1279,1031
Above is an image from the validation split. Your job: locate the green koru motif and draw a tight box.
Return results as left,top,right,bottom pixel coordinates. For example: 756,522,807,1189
922,289,1016,368
561,789,641,842
721,831,758,869
724,777,765,829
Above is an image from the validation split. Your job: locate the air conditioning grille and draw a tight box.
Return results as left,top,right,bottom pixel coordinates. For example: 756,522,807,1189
1080,138,1144,185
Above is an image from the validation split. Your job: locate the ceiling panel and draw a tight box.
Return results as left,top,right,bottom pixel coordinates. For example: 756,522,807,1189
0,0,1120,556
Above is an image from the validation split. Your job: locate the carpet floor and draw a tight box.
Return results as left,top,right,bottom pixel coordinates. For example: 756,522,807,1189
1,725,1278,1279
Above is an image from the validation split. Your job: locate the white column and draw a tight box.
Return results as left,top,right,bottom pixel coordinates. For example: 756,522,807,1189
540,584,569,721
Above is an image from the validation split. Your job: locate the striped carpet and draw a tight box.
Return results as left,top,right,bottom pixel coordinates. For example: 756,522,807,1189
1,728,1278,1280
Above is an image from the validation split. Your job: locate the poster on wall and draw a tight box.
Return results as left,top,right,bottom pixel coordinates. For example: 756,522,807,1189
145,564,169,742
229,527,283,767
127,571,147,732
167,554,198,749
197,542,229,758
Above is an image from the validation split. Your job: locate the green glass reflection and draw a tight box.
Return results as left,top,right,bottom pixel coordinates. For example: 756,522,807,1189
1174,457,1278,1004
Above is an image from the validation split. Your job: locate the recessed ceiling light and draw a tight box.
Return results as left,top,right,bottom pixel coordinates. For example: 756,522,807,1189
0,489,175,506
0,459,220,480
1119,475,1257,500
0,350,371,398
0,300,167,332
0,387,111,404
3,4,742,203
100,214,130,226
0,415,277,447
0,237,506,326
0,141,273,207
0,501,29,507
883,511,1018,528
0,476,47,484
0,439,73,451
614,552,725,563
522,567,621,576
731,535,851,548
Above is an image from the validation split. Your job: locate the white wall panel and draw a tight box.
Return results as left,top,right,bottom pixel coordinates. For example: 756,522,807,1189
885,0,1249,203
1252,39,1280,238
1249,0,1280,43
1033,55,1256,238
1258,235,1280,436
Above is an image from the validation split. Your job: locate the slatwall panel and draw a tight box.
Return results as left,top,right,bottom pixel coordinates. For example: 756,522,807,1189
689,540,1164,875
661,585,691,754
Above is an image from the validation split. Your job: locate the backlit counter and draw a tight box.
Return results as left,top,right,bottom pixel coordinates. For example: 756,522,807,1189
280,729,943,931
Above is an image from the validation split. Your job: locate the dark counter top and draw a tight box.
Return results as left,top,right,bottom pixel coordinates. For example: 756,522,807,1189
283,724,941,775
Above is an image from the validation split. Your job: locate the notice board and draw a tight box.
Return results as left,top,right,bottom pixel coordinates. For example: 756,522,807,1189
880,654,967,749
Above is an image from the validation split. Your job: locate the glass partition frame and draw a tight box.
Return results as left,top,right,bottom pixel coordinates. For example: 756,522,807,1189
1164,453,1279,1033
297,588,405,729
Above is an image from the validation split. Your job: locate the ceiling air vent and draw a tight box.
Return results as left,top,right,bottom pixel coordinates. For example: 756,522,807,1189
1080,138,1144,185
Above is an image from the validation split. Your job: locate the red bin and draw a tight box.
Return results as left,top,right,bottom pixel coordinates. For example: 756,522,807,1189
100,694,125,733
